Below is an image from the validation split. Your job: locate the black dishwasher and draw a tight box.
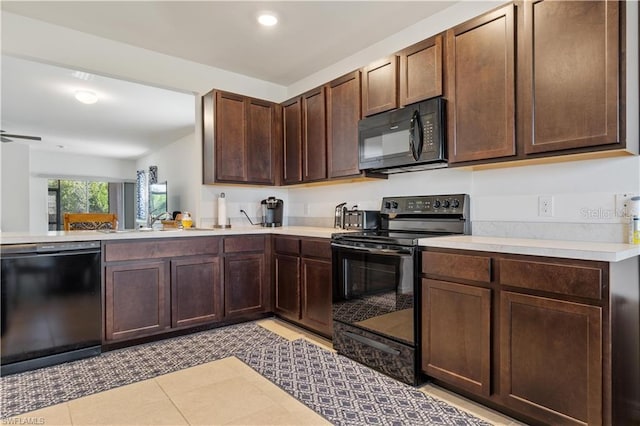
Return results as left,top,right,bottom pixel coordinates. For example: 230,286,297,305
1,241,102,375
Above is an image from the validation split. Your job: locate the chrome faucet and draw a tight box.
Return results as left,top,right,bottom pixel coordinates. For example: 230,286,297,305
147,211,171,228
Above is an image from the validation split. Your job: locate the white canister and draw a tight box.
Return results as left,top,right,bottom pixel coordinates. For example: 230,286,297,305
217,193,227,226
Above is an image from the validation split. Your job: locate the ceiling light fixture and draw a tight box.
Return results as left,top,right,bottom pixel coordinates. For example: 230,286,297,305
74,90,98,105
257,12,278,27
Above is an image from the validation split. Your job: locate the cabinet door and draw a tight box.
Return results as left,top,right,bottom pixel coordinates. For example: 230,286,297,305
327,71,362,179
274,253,301,321
500,291,602,425
362,56,399,116
300,257,332,337
421,279,491,397
171,256,222,328
521,0,620,154
224,253,267,318
302,87,327,181
215,91,247,182
246,98,276,184
105,260,170,341
446,5,516,163
282,97,303,184
398,34,443,106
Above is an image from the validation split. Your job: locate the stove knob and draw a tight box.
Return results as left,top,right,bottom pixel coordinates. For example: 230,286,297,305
384,201,391,209
442,200,450,208
434,200,441,208
392,201,399,209
451,199,460,208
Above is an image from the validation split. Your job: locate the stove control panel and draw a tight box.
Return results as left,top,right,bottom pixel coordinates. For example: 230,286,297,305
381,194,468,216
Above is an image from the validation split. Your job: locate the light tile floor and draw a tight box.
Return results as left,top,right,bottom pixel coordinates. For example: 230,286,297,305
7,318,526,425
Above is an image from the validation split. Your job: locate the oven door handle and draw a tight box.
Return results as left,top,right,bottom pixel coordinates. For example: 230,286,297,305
344,331,401,356
331,243,413,256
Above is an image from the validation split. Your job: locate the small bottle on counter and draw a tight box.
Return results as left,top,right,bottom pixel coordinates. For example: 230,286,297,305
181,212,193,229
629,196,640,244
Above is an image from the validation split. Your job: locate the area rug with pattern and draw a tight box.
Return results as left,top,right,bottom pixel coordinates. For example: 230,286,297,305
0,322,286,418
239,339,492,426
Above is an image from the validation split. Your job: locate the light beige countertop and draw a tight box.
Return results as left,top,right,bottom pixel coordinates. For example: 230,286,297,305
419,235,640,262
0,226,341,245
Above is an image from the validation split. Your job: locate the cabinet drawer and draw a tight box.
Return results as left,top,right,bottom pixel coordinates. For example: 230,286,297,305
301,238,331,260
223,235,265,253
104,237,219,262
422,251,491,283
274,236,300,255
499,259,603,300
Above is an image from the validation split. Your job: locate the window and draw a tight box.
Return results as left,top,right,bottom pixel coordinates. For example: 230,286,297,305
48,179,110,230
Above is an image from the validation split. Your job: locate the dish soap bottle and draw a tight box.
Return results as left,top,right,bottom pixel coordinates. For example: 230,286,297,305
181,211,193,229
630,196,640,244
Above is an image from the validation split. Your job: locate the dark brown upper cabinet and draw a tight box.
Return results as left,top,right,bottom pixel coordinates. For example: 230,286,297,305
282,97,303,185
398,34,444,106
446,4,517,164
302,87,328,182
362,55,399,116
282,87,329,184
519,0,621,154
202,90,279,185
326,71,362,179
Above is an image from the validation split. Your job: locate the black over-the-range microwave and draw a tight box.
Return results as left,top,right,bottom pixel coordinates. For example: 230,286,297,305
358,97,446,174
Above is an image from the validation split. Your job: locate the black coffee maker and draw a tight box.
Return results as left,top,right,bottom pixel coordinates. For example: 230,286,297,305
261,197,283,227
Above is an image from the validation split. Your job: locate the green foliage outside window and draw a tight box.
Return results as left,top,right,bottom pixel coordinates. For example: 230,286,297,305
49,179,109,214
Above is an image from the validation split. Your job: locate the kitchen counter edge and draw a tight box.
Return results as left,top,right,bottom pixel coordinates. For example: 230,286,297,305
419,235,640,262
0,226,344,245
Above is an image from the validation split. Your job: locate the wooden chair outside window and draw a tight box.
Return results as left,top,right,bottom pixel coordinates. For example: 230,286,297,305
63,213,118,231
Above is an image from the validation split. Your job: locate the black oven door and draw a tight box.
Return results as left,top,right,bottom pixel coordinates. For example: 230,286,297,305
332,242,415,345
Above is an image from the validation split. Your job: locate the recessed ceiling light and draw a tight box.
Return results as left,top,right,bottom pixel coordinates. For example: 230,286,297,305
75,90,98,104
257,12,278,27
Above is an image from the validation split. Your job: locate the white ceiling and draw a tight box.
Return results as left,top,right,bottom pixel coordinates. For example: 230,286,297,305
1,55,196,159
0,1,457,160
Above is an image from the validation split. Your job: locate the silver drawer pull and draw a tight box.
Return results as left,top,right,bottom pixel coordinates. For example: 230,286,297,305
344,331,400,356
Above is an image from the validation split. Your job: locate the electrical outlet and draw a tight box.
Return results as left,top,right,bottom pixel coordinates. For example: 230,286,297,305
615,193,637,218
538,195,553,217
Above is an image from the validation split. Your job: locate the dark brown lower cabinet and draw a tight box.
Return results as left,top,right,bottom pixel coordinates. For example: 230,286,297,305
500,291,602,425
224,253,267,318
300,257,332,337
105,260,170,341
421,279,491,397
274,253,301,321
421,247,640,426
171,256,222,328
222,235,270,319
273,236,332,337
103,237,223,343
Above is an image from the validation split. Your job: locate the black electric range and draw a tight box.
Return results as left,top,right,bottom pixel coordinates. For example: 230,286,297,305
330,194,470,385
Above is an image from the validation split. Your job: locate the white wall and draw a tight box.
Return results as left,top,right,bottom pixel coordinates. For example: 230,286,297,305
1,143,31,232
0,147,137,233
136,132,200,218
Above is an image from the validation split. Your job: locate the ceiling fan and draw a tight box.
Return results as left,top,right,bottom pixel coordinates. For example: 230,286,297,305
1,130,42,143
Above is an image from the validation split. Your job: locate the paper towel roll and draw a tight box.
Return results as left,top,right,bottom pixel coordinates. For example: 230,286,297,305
218,193,227,226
